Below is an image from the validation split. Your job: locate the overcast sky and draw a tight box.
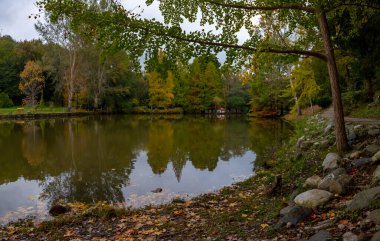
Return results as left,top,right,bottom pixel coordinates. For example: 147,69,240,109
0,0,159,41
0,0,40,40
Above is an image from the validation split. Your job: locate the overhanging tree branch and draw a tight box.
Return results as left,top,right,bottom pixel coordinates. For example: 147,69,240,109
126,24,327,61
205,0,316,13
168,33,327,61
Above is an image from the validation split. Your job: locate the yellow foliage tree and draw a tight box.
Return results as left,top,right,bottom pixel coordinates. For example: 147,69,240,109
285,58,320,114
19,60,45,107
147,70,175,109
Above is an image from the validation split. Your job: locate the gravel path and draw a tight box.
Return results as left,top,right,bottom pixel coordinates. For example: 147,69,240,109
321,106,380,125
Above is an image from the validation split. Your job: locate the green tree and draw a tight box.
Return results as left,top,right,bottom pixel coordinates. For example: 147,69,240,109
0,36,24,104
0,92,14,108
223,73,251,113
19,60,45,107
187,57,222,113
173,61,191,109
246,53,293,115
202,62,223,111
285,58,320,114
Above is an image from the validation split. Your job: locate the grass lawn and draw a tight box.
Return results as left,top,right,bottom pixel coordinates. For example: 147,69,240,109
0,106,77,115
348,103,380,118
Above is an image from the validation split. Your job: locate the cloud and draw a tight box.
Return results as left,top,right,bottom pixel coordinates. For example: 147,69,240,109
0,0,40,40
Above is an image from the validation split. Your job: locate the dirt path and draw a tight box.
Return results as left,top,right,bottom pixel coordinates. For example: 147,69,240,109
321,106,380,125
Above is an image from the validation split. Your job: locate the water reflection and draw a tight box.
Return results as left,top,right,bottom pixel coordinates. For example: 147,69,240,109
0,116,291,223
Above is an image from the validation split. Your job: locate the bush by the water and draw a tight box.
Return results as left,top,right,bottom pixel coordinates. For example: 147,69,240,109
0,92,13,108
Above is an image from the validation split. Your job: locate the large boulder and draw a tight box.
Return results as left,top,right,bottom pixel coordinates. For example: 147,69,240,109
294,189,333,209
347,187,380,211
322,153,340,171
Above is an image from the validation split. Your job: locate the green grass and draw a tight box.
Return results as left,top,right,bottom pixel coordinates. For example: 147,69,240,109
0,106,81,115
349,103,380,118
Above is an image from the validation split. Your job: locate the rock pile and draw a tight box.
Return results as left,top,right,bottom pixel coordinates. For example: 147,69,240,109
275,117,380,240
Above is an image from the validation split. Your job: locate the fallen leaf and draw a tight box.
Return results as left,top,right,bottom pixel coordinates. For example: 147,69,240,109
329,211,335,220
229,202,238,207
64,229,74,237
339,219,349,225
260,223,269,229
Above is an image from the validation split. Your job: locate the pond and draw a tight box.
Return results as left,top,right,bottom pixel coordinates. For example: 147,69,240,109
0,115,292,224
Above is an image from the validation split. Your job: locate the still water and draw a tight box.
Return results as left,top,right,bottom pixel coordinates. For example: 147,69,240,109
0,115,291,224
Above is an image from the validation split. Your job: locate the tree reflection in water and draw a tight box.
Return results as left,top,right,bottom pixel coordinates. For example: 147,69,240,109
0,116,291,207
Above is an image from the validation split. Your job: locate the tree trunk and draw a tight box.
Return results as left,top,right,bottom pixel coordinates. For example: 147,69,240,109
318,12,349,153
67,50,76,112
31,90,35,108
365,79,374,102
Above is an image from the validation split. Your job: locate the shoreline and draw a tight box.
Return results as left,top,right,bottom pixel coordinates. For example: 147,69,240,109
0,111,96,120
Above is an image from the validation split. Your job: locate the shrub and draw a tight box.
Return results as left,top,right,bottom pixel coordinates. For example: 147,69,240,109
0,92,14,108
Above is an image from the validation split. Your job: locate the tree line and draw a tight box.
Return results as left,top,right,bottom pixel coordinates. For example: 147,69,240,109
0,33,332,115
0,34,253,113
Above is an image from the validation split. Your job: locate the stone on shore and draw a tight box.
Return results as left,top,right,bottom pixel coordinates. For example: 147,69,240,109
371,231,380,241
350,151,363,160
374,166,380,179
294,189,332,209
318,168,351,194
308,230,332,241
347,187,380,211
352,158,372,168
372,151,380,163
366,145,380,156
367,209,380,224
274,206,312,229
342,232,359,241
304,175,322,188
322,153,340,171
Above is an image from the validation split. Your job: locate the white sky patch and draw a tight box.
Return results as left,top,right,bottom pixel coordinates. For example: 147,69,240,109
0,0,40,40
